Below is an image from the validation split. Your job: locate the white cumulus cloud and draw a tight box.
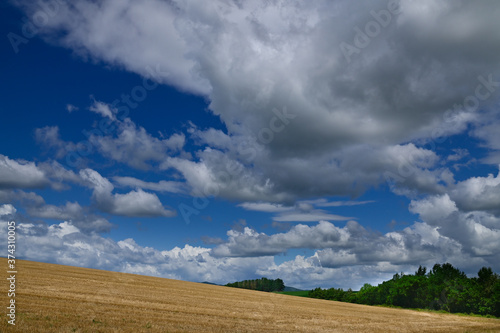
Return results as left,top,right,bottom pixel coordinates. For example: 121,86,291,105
79,168,176,217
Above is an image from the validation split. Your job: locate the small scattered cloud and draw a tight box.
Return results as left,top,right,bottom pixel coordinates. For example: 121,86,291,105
66,104,79,113
273,210,352,222
447,149,469,162
89,98,116,120
240,200,354,223
89,116,186,170
313,200,376,207
35,126,79,159
201,236,225,245
238,202,292,213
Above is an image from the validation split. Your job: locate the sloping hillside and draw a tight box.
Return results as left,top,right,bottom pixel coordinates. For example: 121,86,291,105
1,258,499,332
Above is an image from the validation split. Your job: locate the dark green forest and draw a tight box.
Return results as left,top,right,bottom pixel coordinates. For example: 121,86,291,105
309,263,500,317
226,277,285,292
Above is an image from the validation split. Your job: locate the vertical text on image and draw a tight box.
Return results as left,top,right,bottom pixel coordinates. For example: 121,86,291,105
6,220,17,325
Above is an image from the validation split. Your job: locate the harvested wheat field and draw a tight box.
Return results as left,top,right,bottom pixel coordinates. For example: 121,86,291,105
1,258,499,332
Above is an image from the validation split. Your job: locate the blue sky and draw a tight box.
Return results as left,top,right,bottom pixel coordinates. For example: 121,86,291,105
1,0,500,290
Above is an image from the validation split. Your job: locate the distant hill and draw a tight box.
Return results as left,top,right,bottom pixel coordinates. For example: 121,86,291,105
201,281,219,285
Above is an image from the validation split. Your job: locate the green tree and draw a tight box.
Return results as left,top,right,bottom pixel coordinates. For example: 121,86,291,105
415,265,427,276
357,284,378,305
306,263,499,317
226,277,285,292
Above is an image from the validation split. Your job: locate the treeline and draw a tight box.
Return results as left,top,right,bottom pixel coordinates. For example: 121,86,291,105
226,277,285,292
309,263,500,317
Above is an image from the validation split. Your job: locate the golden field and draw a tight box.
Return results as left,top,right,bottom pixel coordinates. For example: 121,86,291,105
0,258,499,332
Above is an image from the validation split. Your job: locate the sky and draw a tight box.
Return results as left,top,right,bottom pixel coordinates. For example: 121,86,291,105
1,0,500,290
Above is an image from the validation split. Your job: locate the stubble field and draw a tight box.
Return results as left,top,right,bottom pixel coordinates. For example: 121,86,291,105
1,258,499,332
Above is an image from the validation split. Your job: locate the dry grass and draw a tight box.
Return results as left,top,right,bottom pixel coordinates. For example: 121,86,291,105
0,258,499,332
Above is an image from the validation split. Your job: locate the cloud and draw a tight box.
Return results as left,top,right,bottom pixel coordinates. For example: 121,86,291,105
0,155,49,189
160,140,447,205
472,120,500,164
26,201,114,233
0,204,16,216
83,113,186,170
35,126,79,159
89,98,116,120
259,256,400,290
111,190,175,218
37,160,84,190
0,189,45,207
449,167,500,215
36,102,186,171
112,176,186,194
200,236,225,245
161,150,292,202
164,137,447,202
212,221,349,257
239,200,364,222
1,202,497,290
0,213,389,289
238,202,292,213
16,0,500,203
210,219,466,268
211,212,499,281
79,168,114,193
410,194,500,257
1,189,113,233
447,149,469,162
409,194,458,222
238,200,371,212
27,201,84,220
79,168,176,217
311,199,376,207
273,210,352,222
0,217,274,286
66,104,79,113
